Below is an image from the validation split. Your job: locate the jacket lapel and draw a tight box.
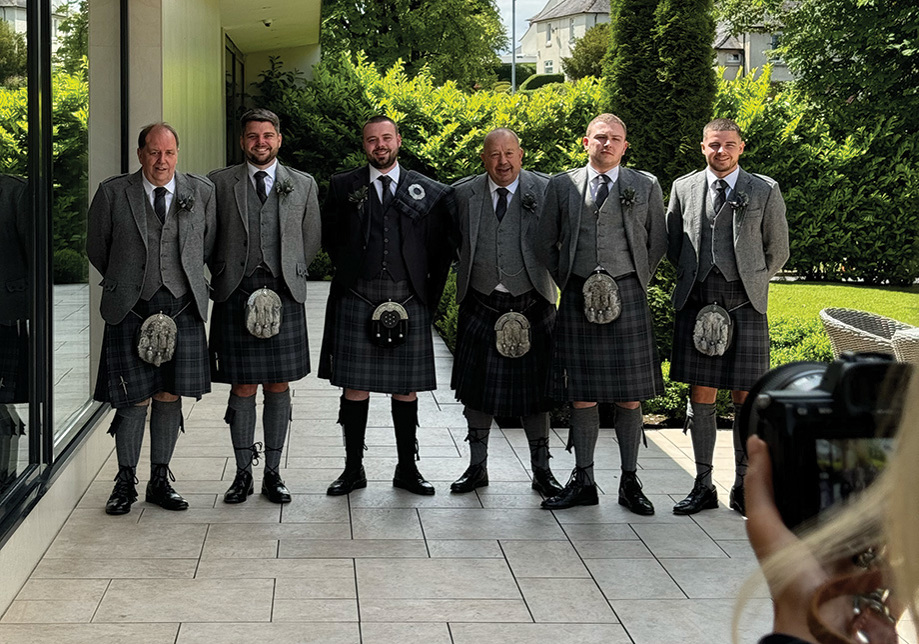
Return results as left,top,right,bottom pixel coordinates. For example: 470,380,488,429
732,168,752,241
233,164,249,235
352,166,372,244
468,174,488,264
126,171,149,251
687,171,707,256
174,172,190,254
275,163,290,232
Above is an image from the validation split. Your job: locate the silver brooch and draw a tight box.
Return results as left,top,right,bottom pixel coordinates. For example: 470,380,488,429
408,183,425,200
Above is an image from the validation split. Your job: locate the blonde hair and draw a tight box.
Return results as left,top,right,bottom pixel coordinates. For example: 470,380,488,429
733,370,919,641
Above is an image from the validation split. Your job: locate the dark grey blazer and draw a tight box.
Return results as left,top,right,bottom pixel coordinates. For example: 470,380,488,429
0,175,29,320
87,170,217,325
666,168,789,314
206,163,321,304
536,165,667,291
453,169,555,304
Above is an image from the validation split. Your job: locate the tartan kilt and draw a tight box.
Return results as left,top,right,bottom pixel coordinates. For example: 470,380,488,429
670,272,770,391
94,288,210,408
209,270,310,384
0,320,29,404
550,273,663,403
322,277,436,394
451,290,555,417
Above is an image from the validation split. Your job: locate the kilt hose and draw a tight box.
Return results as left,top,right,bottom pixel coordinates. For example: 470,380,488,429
322,277,436,395
670,271,770,391
0,320,29,405
209,269,310,385
550,273,663,403
94,288,210,408
451,290,555,417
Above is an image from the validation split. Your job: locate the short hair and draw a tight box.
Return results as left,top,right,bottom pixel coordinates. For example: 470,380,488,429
586,113,627,138
241,108,281,132
483,127,520,149
703,118,743,139
137,122,179,150
363,115,400,136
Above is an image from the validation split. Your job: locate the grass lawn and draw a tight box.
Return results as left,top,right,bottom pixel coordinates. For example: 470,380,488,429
770,281,919,325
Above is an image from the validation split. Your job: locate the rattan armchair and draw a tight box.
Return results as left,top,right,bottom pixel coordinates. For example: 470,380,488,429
818,307,915,358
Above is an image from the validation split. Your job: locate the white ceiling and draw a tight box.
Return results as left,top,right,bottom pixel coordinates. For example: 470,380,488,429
220,0,322,53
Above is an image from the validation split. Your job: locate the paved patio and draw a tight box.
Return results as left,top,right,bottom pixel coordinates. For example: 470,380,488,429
3,281,915,643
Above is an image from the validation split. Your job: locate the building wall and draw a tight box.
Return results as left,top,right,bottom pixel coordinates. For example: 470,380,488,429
745,31,793,82
246,43,321,95
526,13,609,77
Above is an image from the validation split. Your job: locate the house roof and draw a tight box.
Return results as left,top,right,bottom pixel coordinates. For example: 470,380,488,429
529,0,610,23
714,23,743,50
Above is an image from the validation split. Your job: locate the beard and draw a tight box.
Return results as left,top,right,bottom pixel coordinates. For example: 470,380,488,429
367,148,398,170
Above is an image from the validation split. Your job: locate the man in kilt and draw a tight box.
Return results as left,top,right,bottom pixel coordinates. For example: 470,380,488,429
536,113,666,513
88,123,216,515
667,118,788,515
320,115,456,496
449,128,563,497
208,108,321,504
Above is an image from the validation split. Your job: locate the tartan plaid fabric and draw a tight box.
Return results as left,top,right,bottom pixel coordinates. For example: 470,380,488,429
209,270,310,384
550,274,663,403
324,277,435,394
0,320,29,404
94,288,210,408
670,272,770,391
451,290,555,417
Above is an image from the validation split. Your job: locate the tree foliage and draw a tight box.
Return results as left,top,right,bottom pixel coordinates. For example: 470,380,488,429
55,0,89,77
0,19,26,86
561,22,610,80
319,0,507,88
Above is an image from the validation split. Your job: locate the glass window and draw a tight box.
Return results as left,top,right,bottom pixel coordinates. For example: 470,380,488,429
545,60,554,74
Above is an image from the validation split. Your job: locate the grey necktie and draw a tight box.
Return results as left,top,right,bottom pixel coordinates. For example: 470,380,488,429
153,187,167,223
595,174,610,208
255,171,268,204
379,175,393,211
495,187,508,222
713,179,728,213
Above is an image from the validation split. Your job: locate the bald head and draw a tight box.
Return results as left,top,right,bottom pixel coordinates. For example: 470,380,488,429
481,128,523,187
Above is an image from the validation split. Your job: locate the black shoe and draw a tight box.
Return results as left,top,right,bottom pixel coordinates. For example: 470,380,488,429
541,470,598,510
327,466,367,496
224,470,254,504
261,471,292,504
393,464,435,496
618,471,655,516
450,464,488,493
531,467,564,497
729,484,745,515
105,479,138,515
673,480,718,515
145,473,189,511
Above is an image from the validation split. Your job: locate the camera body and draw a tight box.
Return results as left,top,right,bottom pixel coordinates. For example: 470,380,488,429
744,353,910,529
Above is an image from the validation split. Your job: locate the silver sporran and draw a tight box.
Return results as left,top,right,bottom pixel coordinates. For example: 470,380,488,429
245,288,283,339
582,272,621,324
137,312,177,367
494,311,531,358
371,300,409,348
693,303,734,356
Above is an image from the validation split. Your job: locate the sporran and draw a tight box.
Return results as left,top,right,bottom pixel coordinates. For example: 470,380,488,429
693,303,733,356
245,287,283,339
583,272,621,324
137,312,177,367
370,300,409,348
494,311,531,358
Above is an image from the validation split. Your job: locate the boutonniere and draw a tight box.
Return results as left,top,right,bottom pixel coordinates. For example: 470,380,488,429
408,183,426,201
348,185,368,207
619,187,637,209
728,192,749,215
521,192,538,212
176,193,195,213
276,179,294,197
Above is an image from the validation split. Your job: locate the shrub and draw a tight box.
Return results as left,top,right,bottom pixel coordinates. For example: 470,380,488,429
519,74,565,91
53,248,86,284
307,249,334,281
434,268,459,354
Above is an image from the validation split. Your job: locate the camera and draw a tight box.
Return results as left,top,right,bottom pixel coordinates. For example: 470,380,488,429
740,353,911,529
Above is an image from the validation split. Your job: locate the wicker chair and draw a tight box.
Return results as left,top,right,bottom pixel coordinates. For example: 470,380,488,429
818,308,915,358
893,327,919,365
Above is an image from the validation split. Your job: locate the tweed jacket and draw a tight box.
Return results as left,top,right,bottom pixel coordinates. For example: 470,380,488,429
0,175,29,320
87,170,216,325
666,167,789,314
536,165,667,292
207,162,321,303
452,169,555,304
321,165,457,309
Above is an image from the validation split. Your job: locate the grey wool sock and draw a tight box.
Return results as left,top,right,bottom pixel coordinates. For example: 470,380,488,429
614,404,643,472
521,412,551,470
568,405,599,484
732,402,748,488
226,393,258,474
689,401,717,488
149,398,183,465
111,404,148,470
462,407,492,468
263,388,292,475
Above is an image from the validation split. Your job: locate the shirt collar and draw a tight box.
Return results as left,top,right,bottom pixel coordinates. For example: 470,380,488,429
141,174,176,200
487,174,519,196
586,164,620,186
247,160,278,183
706,166,740,192
369,162,401,187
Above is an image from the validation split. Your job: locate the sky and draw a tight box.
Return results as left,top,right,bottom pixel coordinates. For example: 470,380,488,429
495,0,549,52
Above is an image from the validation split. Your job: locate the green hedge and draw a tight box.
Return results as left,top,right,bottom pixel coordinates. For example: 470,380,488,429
519,73,565,91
